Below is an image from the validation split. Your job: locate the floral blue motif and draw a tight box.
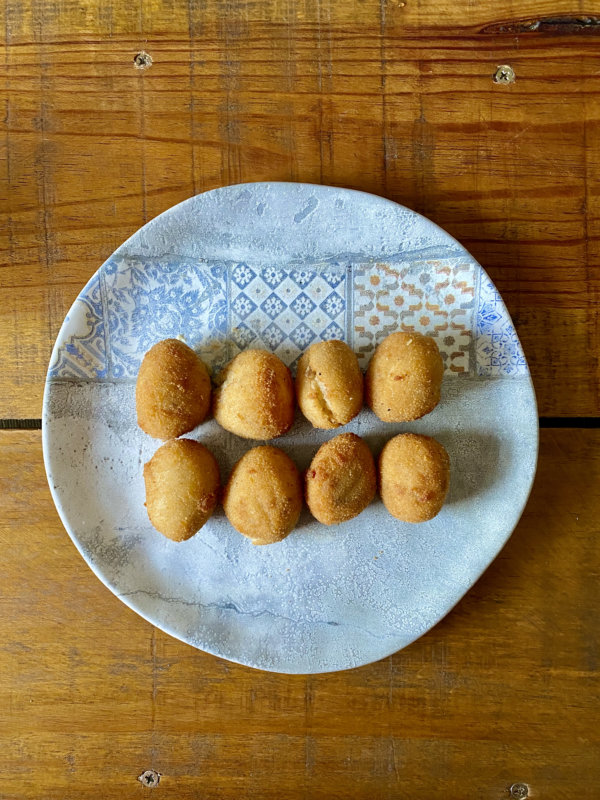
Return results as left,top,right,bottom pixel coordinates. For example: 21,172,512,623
103,257,228,378
320,293,344,318
476,275,528,376
290,269,313,288
231,323,257,348
320,267,346,288
208,298,227,333
232,294,257,319
322,322,345,341
48,273,107,379
290,323,316,348
231,263,255,289
262,323,286,348
261,267,286,289
260,293,285,320
291,292,316,320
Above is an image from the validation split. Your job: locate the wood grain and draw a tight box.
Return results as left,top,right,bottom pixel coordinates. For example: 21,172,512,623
2,4,598,797
0,428,598,799
0,0,599,417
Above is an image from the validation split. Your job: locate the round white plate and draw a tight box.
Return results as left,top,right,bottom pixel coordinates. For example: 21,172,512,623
43,183,538,673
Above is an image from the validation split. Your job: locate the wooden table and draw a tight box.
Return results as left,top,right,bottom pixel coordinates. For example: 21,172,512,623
1,1,598,797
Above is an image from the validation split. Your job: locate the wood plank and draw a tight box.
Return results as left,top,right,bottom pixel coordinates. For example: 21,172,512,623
0,428,598,798
1,1,599,418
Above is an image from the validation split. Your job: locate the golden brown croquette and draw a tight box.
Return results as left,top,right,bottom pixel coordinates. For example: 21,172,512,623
213,349,295,440
379,433,450,523
223,446,302,545
136,339,211,440
366,331,443,422
296,340,363,429
143,438,220,541
305,433,376,525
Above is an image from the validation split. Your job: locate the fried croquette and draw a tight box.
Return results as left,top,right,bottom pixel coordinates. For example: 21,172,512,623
213,349,294,439
136,339,211,440
296,340,363,429
143,438,220,541
366,331,443,422
379,433,450,523
223,446,302,545
305,433,376,525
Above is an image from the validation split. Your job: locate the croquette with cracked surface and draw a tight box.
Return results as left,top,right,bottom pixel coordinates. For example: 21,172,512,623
296,340,363,429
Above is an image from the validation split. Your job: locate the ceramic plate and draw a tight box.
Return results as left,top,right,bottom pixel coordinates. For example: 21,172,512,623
43,183,538,674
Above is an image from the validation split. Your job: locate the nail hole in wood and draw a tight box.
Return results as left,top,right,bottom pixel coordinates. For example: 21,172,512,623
493,64,515,84
134,52,153,70
509,784,529,799
138,769,160,788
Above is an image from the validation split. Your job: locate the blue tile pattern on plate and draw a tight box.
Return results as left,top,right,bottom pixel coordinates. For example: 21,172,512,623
103,257,227,378
260,293,285,320
231,322,257,349
229,262,347,369
476,275,528,376
48,273,107,380
51,257,229,379
48,253,527,384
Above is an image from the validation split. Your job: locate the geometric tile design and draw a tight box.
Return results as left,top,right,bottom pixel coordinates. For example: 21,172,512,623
48,255,526,383
229,263,347,370
353,258,477,374
476,274,528,376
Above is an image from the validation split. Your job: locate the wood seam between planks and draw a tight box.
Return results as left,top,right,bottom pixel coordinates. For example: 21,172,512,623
2,418,600,430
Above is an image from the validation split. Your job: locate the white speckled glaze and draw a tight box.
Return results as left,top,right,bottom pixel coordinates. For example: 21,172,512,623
42,183,538,673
